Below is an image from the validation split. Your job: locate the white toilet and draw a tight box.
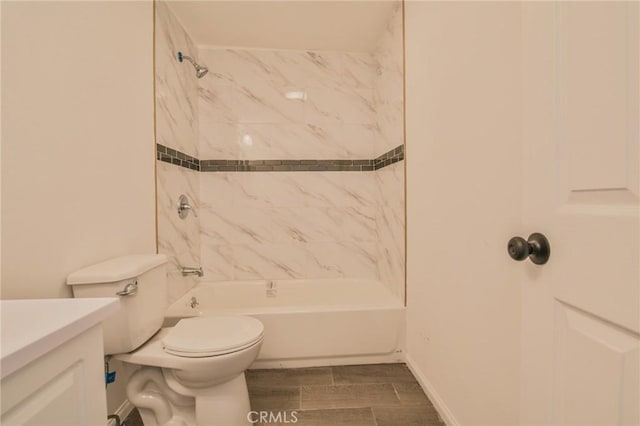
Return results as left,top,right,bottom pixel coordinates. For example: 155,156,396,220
67,254,263,426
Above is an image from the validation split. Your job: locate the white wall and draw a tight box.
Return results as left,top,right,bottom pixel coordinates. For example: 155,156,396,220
404,3,523,425
0,0,3,286
1,1,156,299
1,0,156,417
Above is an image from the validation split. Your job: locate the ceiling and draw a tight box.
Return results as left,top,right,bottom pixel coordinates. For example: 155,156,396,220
166,1,399,52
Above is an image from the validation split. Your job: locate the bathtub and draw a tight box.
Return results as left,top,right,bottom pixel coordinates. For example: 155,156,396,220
165,279,405,368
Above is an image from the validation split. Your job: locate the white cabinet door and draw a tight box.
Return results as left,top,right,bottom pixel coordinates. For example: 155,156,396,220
1,325,108,426
521,3,639,425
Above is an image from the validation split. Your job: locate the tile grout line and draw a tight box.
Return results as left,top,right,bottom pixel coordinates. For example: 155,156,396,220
298,384,302,411
391,382,401,402
371,407,379,426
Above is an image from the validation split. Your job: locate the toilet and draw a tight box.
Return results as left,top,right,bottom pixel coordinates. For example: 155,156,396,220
67,254,263,426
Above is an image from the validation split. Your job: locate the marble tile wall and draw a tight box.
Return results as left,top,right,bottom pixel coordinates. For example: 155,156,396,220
373,3,405,156
156,1,199,157
200,172,378,281
197,47,383,283
156,1,200,302
156,162,200,303
375,162,405,299
155,1,405,298
373,3,406,299
197,48,377,160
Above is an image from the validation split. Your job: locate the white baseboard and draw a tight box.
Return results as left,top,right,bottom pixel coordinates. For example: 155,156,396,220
107,399,134,426
404,353,460,426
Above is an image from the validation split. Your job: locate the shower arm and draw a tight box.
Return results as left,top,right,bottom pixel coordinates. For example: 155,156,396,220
178,52,195,66
177,51,208,78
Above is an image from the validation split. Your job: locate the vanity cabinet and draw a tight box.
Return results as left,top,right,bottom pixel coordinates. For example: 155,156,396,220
1,298,119,426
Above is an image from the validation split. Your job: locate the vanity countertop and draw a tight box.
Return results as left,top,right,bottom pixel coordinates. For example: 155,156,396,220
0,297,119,379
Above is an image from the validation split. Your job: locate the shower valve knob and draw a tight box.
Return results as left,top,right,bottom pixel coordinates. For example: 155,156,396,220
507,233,550,265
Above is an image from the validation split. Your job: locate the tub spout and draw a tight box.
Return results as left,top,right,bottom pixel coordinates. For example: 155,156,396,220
181,267,203,277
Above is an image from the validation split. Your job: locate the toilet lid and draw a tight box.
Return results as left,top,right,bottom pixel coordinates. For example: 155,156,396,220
162,316,264,358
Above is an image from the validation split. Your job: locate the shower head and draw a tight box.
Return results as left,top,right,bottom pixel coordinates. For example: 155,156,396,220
177,52,208,79
194,65,208,79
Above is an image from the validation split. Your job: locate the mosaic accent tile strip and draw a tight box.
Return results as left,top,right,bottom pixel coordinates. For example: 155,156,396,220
157,144,200,171
200,159,374,172
373,145,404,170
157,144,403,173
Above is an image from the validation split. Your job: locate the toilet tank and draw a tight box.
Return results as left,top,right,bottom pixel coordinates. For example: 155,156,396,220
67,254,168,355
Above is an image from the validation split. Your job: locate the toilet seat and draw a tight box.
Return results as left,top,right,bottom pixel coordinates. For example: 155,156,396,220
162,316,264,358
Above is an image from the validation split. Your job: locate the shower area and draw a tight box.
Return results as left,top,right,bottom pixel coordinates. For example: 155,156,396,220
155,1,405,365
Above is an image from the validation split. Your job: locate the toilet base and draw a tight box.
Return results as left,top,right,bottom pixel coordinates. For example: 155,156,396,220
126,366,252,426
195,374,252,426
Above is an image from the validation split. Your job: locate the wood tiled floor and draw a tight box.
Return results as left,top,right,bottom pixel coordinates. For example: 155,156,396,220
124,363,444,425
247,363,445,426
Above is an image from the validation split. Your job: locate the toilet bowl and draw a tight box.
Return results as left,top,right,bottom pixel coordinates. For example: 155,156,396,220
117,316,264,426
67,255,264,426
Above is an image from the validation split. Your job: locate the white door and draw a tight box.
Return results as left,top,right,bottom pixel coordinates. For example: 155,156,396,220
521,2,639,425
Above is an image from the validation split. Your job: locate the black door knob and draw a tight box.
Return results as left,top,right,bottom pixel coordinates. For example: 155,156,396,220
507,233,550,265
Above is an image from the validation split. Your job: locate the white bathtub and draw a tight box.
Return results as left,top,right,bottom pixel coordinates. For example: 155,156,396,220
165,279,405,368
